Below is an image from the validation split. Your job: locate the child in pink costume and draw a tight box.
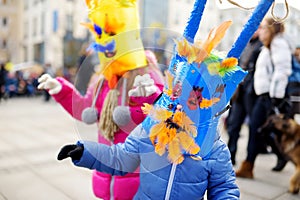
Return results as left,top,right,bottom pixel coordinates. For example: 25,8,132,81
38,50,164,199
38,0,164,198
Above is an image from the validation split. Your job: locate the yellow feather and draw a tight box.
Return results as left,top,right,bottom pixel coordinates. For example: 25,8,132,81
181,113,197,137
152,109,173,121
185,124,197,138
156,130,169,146
168,138,184,164
149,122,165,144
202,21,232,55
175,39,184,56
181,39,190,57
194,47,208,63
167,127,177,143
189,143,200,155
177,132,198,153
173,112,183,126
155,143,166,156
181,112,194,126
155,130,170,156
141,103,153,115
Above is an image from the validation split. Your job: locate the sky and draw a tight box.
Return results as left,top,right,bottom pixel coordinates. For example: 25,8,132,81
217,0,300,10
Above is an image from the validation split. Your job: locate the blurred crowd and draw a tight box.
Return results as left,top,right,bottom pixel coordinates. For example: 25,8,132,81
0,62,39,100
0,61,77,102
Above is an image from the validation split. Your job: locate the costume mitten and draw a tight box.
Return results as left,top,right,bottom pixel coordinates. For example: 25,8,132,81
128,74,157,97
38,74,62,95
57,144,84,161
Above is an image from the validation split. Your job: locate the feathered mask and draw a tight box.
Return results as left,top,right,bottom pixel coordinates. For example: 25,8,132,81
142,0,275,164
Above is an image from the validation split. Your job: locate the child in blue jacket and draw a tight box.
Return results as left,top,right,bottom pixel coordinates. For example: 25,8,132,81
57,19,245,199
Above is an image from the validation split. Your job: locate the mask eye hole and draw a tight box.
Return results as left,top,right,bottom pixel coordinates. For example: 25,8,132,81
93,24,102,38
105,31,116,36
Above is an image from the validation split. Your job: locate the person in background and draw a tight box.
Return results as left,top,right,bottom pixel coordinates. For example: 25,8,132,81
235,17,293,178
0,63,8,101
226,27,262,165
294,45,300,63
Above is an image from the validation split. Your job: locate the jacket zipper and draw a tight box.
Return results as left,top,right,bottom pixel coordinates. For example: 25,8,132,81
165,163,177,200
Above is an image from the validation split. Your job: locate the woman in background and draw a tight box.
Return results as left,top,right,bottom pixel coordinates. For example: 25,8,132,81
235,17,293,178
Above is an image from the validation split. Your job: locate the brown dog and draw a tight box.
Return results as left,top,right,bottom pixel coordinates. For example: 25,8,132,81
262,114,300,194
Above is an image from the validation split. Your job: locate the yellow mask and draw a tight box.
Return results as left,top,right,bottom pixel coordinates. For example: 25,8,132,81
84,0,147,88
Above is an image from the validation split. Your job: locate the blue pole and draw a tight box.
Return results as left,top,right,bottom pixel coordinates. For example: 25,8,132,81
227,0,274,58
183,0,208,43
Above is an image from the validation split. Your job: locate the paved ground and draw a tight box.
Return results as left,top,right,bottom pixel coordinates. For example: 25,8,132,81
0,96,299,200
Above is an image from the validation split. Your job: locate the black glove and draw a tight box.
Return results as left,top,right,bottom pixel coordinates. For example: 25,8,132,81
57,144,84,161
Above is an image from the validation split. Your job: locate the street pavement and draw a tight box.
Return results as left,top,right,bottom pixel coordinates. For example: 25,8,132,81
0,96,299,200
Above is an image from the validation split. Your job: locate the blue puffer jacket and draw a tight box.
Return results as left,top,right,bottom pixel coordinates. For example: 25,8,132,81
73,124,240,200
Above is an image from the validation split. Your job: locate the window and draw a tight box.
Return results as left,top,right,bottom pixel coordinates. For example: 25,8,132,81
2,17,7,26
66,14,73,31
41,12,45,35
24,21,28,39
33,17,37,36
53,10,58,32
3,40,6,48
24,46,28,61
24,0,28,10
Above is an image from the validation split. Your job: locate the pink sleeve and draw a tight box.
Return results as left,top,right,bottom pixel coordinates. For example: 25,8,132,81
52,77,94,121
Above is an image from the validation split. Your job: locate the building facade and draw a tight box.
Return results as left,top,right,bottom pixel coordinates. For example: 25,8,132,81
21,0,88,69
1,0,299,69
0,0,22,64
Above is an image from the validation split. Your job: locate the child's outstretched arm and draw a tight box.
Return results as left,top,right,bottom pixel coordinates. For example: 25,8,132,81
57,126,142,176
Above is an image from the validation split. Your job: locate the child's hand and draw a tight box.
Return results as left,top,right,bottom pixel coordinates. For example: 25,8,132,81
38,74,62,95
128,74,157,97
57,144,84,161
